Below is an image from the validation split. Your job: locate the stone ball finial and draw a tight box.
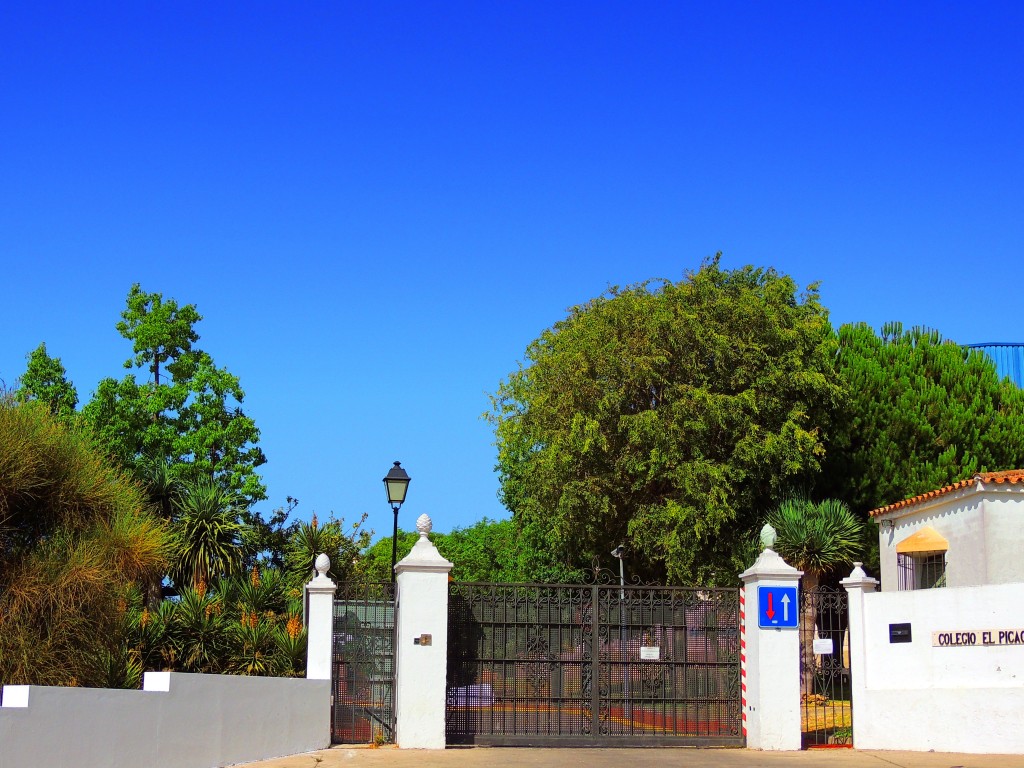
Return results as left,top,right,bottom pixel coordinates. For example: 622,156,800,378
314,553,331,577
759,523,777,551
416,513,432,538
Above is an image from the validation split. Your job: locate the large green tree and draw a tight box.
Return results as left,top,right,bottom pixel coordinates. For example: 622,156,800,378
83,285,266,505
490,258,843,585
15,343,78,421
822,322,1024,514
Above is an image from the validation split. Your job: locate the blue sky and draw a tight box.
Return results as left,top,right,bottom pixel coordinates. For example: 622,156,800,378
3,3,1022,539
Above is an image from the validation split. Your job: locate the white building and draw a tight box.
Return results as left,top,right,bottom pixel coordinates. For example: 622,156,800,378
871,469,1024,591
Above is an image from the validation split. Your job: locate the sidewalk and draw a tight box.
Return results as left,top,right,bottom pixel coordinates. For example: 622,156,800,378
238,745,1024,768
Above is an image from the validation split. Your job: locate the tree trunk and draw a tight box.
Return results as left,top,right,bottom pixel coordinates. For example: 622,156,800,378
800,573,820,699
145,574,164,611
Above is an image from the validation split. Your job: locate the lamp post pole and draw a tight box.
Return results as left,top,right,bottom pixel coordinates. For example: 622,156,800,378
383,461,411,585
390,503,400,583
611,545,630,728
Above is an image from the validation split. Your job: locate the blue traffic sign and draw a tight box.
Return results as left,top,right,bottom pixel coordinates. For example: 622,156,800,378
758,586,798,628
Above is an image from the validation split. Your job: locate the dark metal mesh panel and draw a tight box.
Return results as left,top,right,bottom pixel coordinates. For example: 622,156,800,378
446,582,742,746
331,581,395,744
799,586,852,748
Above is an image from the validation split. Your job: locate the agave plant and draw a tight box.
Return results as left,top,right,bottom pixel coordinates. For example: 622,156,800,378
171,584,228,673
231,565,287,616
228,612,280,676
273,614,308,677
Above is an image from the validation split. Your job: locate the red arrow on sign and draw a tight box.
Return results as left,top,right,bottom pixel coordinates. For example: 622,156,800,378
765,592,776,620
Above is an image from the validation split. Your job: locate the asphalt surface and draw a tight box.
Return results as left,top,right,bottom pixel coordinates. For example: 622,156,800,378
237,746,1024,768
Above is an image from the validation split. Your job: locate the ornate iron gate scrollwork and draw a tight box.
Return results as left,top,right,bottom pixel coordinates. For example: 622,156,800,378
799,586,852,748
446,576,743,747
331,581,395,744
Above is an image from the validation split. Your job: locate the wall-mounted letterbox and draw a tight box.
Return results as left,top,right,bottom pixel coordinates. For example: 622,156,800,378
889,623,912,643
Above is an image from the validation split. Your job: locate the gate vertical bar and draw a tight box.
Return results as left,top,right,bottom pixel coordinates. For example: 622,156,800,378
589,584,600,738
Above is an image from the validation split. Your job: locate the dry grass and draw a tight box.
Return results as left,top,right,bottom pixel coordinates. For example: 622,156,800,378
801,699,852,732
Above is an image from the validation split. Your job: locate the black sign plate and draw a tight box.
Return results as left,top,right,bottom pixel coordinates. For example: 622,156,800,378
889,622,912,643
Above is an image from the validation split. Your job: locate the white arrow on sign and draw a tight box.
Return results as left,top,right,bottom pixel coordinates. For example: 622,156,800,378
781,593,790,622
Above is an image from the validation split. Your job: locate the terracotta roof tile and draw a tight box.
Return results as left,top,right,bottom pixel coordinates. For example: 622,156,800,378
869,470,1024,517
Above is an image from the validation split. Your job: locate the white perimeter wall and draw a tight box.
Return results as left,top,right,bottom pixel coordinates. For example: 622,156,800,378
0,672,330,768
853,582,1024,753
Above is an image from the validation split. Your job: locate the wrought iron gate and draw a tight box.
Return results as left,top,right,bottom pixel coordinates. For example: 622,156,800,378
798,586,852,748
331,581,395,744
446,580,742,747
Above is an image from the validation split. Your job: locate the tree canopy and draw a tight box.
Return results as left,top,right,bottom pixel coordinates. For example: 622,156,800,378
490,258,843,585
15,343,78,421
822,322,1024,513
359,518,584,584
83,284,267,505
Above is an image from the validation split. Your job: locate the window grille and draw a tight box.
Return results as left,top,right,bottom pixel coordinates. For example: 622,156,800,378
897,552,946,590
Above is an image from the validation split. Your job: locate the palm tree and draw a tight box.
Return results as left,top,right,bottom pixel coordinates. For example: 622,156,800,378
171,477,245,589
766,497,864,695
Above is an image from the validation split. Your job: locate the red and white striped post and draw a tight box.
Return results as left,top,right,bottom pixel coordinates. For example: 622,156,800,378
739,586,747,740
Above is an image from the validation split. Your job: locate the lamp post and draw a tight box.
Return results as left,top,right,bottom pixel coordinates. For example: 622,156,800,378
611,544,630,726
383,461,411,584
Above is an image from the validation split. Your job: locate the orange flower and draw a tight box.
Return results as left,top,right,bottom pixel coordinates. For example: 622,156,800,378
195,578,207,599
250,566,260,588
286,615,302,639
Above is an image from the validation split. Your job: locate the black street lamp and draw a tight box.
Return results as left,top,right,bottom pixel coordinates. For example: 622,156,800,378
383,461,411,583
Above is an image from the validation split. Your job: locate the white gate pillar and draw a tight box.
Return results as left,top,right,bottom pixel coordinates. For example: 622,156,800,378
841,562,877,749
304,553,337,681
394,514,453,749
739,527,803,750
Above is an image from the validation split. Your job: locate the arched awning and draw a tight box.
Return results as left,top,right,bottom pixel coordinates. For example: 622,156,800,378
896,526,949,555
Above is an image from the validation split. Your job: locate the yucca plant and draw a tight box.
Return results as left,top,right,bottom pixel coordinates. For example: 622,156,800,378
766,497,864,695
170,477,246,589
766,497,864,592
284,513,370,586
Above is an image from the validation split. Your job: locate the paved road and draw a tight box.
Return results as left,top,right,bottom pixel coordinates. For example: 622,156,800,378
238,746,1024,768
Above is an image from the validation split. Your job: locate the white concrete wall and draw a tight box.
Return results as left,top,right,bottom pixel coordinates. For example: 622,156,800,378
983,494,1024,584
849,581,1024,753
0,672,330,768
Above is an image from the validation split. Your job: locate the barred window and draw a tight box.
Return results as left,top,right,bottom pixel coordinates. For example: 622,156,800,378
897,552,946,590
